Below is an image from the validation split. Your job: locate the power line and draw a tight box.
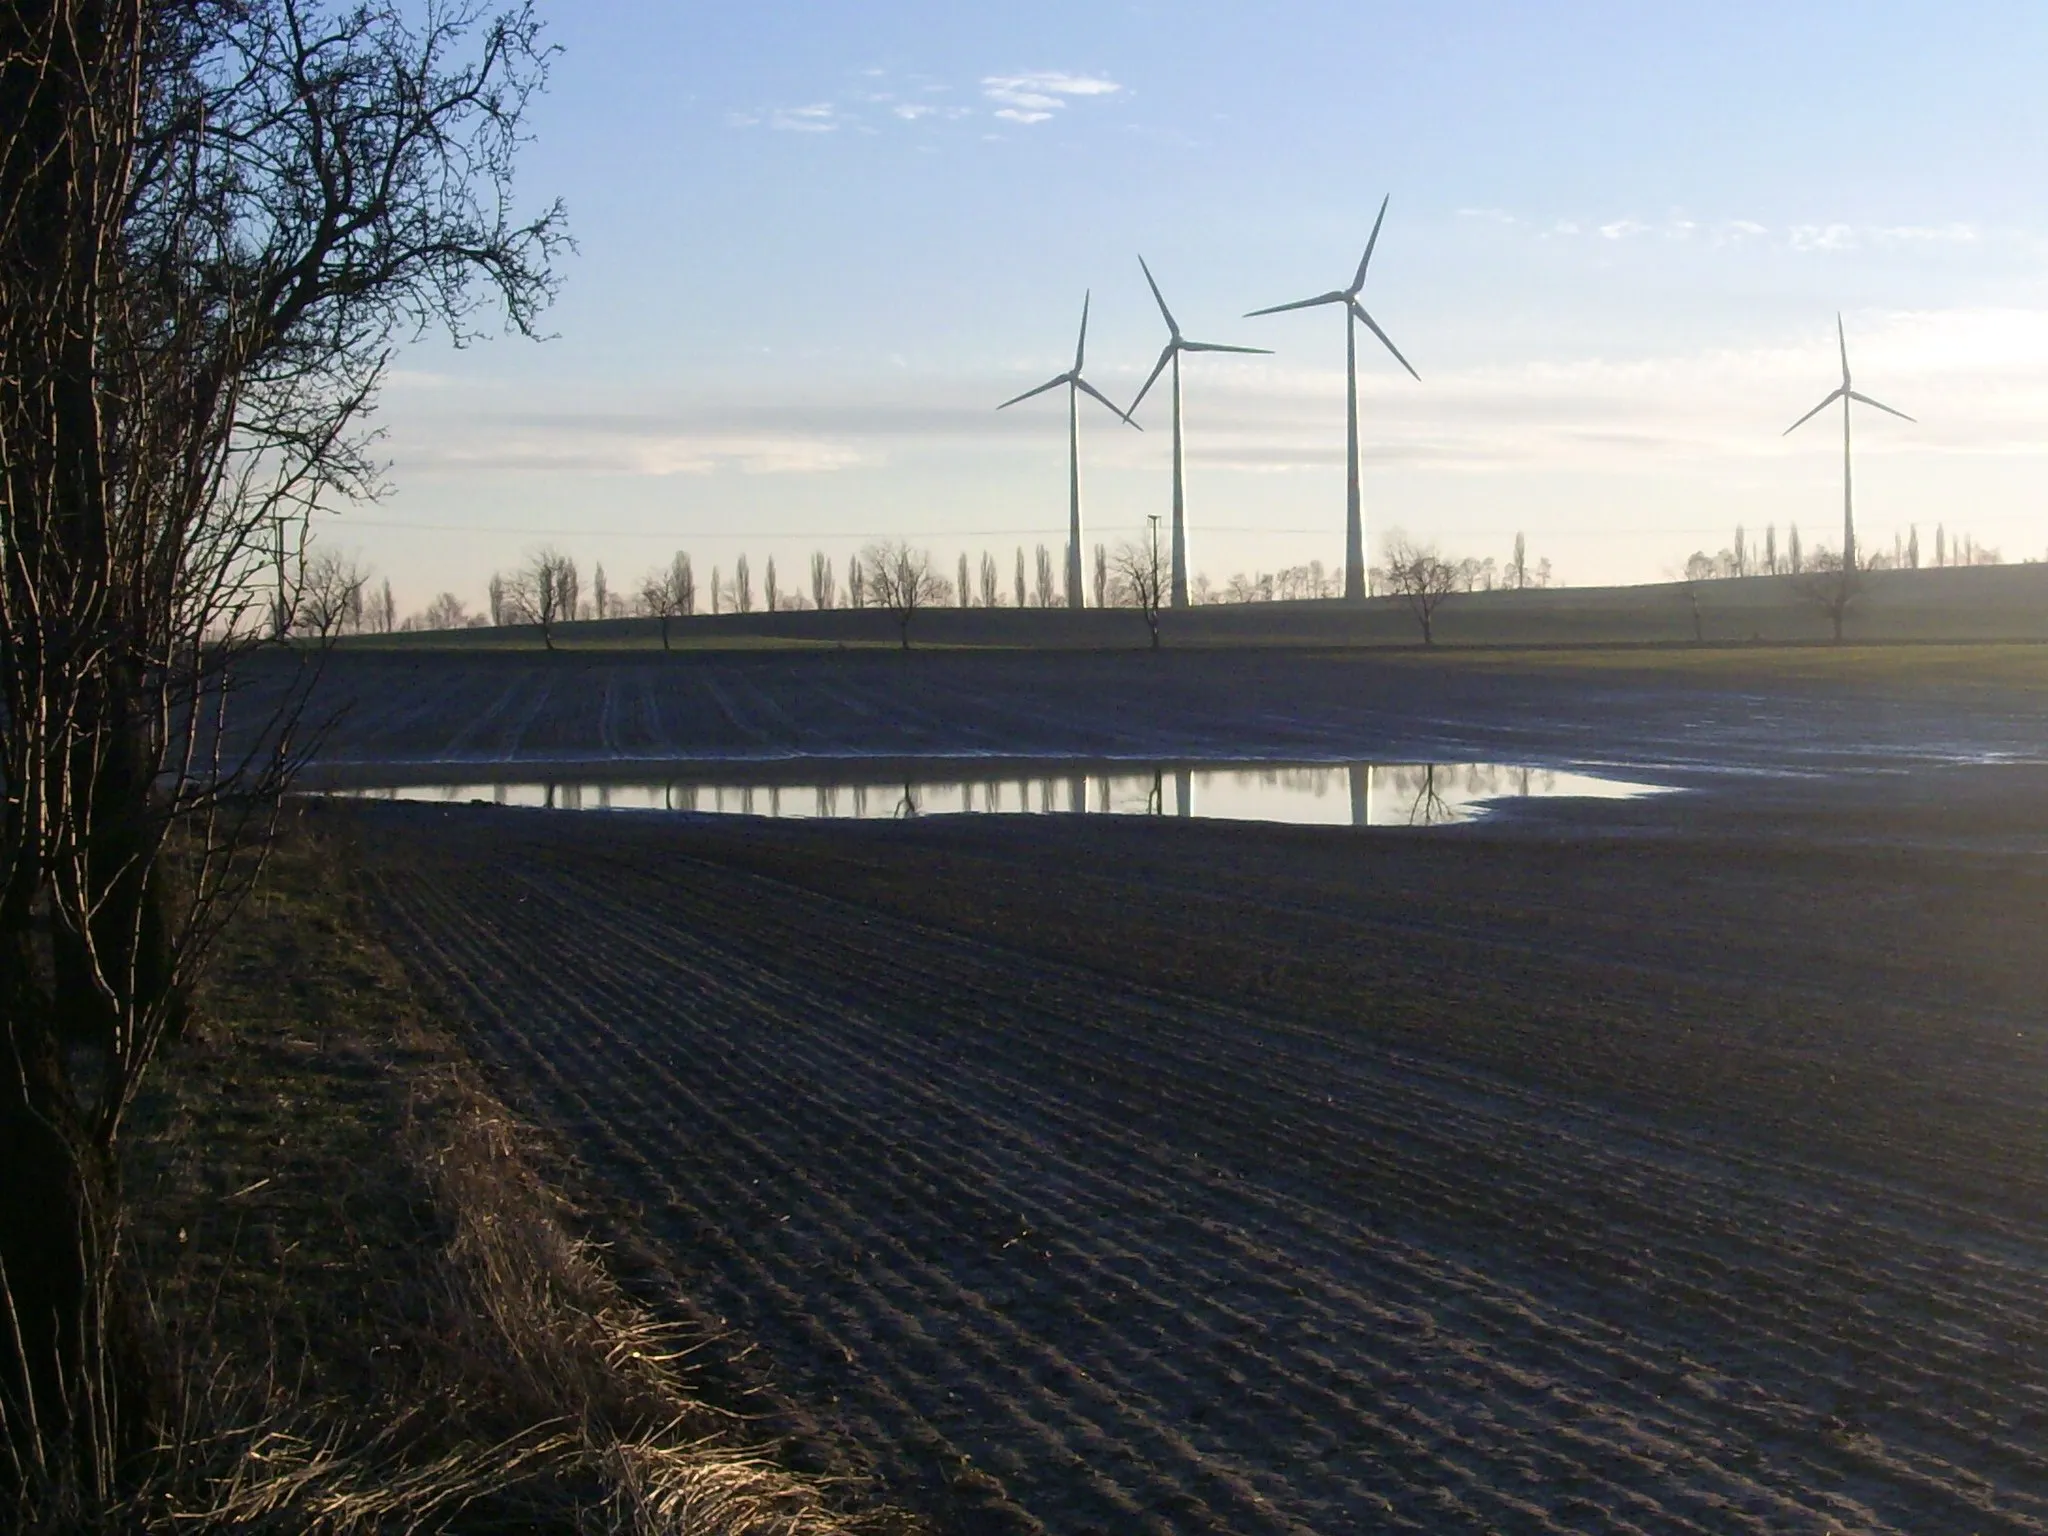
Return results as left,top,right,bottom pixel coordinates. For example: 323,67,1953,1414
330,513,2013,543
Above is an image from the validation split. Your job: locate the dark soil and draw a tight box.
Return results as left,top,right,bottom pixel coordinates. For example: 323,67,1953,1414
345,767,2048,1535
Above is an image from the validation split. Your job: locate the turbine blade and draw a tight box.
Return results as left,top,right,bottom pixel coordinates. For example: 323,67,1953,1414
1848,389,1915,423
1181,339,1273,355
1245,290,1346,318
1782,387,1845,434
1351,301,1420,381
1077,375,1141,428
1351,194,1391,293
1075,291,1091,372
998,373,1071,410
1137,254,1179,336
1128,344,1175,417
1838,312,1850,386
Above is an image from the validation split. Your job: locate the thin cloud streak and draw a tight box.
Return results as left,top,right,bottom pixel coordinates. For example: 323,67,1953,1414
383,310,2048,481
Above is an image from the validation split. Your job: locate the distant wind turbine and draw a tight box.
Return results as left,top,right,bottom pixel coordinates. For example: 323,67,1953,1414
1128,256,1271,609
1783,313,1913,574
998,292,1139,609
1246,195,1419,601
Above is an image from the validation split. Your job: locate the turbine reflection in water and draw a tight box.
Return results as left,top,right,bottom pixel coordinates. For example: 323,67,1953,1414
333,761,1671,828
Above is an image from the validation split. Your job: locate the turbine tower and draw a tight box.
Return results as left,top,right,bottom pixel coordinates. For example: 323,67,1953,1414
1128,256,1270,609
1246,195,1418,601
1783,313,1914,574
998,293,1138,609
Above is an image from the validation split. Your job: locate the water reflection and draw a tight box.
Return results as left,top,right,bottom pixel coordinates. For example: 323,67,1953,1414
332,761,1670,827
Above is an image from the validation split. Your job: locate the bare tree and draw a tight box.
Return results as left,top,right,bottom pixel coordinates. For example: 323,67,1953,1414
507,547,578,651
0,0,562,1493
640,552,693,650
1110,529,1166,649
1014,547,1027,608
556,555,580,622
1034,544,1056,608
592,562,609,619
847,553,865,608
709,565,722,614
734,553,753,613
369,577,397,634
980,550,999,607
422,592,468,630
1794,552,1860,643
863,541,948,649
1093,543,1108,608
958,552,971,609
295,548,369,638
1384,536,1461,645
1508,531,1528,590
488,571,506,626
810,550,835,610
764,555,779,612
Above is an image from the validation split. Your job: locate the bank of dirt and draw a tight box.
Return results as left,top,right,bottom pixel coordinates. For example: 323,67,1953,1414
349,774,2048,1535
121,816,920,1534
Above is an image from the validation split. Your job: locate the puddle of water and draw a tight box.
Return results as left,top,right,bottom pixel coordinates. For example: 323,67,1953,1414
330,762,1671,827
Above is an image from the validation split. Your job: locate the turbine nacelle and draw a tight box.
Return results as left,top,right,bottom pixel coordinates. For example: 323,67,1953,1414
1783,315,1914,435
996,291,1141,427
1245,196,1419,382
1129,255,1271,418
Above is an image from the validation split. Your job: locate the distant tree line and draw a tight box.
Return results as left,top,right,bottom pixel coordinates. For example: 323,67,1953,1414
308,528,1560,638
1684,520,2002,583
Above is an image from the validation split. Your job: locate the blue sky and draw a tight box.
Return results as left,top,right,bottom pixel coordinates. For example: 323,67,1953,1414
346,1,2048,613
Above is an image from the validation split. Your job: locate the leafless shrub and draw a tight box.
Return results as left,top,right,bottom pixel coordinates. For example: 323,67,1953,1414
861,541,948,650
640,554,694,651
1109,538,1165,650
294,550,369,639
504,549,578,651
0,0,564,1501
1383,535,1461,645
1793,551,1861,643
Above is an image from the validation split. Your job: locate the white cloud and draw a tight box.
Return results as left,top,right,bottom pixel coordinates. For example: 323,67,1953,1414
981,71,1121,125
1599,218,1649,240
770,103,841,133
1790,222,1857,251
1714,220,1770,244
394,416,877,478
1875,223,1978,245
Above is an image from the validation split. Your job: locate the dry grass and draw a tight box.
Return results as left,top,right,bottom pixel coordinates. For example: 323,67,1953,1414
79,812,905,1535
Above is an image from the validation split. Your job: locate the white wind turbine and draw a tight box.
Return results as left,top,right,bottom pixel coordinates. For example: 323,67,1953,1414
1246,194,1419,601
1783,313,1914,575
1128,256,1271,609
998,292,1139,609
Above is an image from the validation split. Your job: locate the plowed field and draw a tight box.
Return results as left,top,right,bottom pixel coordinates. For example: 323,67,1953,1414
354,782,2048,1535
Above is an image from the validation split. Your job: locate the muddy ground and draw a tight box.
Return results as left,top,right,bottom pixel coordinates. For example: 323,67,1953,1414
342,754,2048,1535
265,642,2048,785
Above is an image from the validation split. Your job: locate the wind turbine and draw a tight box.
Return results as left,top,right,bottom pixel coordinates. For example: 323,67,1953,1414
998,293,1139,609
1246,195,1419,601
1128,256,1271,608
1783,313,1913,575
